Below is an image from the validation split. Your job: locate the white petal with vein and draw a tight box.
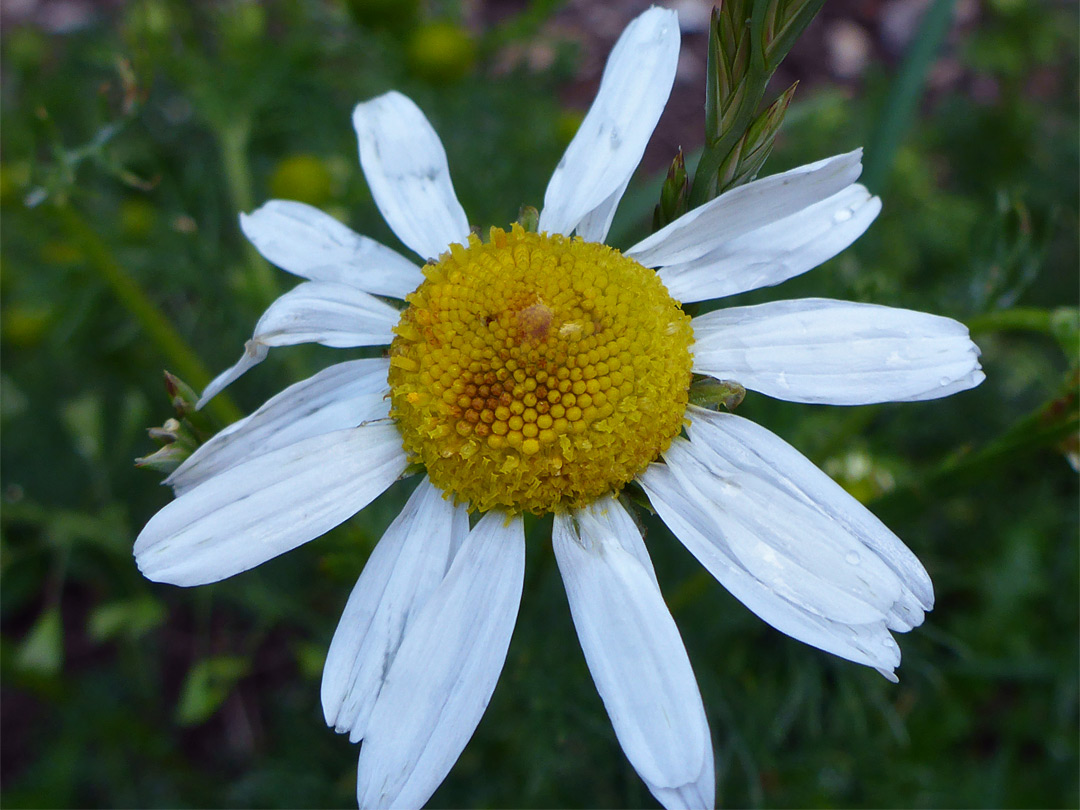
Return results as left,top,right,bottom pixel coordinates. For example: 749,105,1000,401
170,359,391,495
197,341,268,408
539,7,679,238
639,404,937,677
573,177,631,245
661,436,903,624
658,185,881,303
682,407,932,627
355,512,525,810
627,151,864,268
554,496,714,808
247,281,399,348
135,423,407,586
640,461,905,676
354,91,470,261
692,298,985,405
240,200,424,299
322,477,469,743
196,281,398,407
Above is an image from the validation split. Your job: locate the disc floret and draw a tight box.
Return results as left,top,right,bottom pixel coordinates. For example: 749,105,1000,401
388,224,693,513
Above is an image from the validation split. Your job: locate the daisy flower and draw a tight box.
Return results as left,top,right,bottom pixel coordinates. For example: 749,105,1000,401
135,7,984,808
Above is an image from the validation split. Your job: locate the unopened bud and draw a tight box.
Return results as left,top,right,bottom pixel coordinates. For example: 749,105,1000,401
689,378,746,411
147,418,183,446
164,370,198,415
654,150,689,230
135,443,192,475
517,205,539,233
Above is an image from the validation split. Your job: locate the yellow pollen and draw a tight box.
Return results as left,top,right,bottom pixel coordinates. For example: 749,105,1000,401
388,224,694,514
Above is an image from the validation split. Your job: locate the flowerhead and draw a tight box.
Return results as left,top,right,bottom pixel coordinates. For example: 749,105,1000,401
135,7,984,808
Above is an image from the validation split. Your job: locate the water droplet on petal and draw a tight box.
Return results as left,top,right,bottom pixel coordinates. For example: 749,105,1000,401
939,376,951,386
833,207,853,223
845,551,861,565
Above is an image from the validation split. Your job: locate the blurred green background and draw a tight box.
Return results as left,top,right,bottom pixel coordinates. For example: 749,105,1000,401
1,0,1077,807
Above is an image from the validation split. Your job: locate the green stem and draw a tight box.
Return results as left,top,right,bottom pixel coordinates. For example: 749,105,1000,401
55,204,243,425
218,119,254,213
217,118,277,305
862,0,957,192
966,307,1054,336
870,385,1078,514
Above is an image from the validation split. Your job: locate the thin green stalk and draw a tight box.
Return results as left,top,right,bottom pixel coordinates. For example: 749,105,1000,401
218,120,253,210
862,0,957,192
869,385,1078,515
947,405,1076,475
217,117,278,305
55,204,243,425
966,307,1054,336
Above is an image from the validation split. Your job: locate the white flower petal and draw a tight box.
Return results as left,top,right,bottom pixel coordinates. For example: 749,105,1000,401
658,185,881,303
648,741,715,810
240,200,424,299
248,281,400,349
563,492,660,588
627,151,864,268
538,7,679,238
639,460,904,676
553,496,713,807
661,436,903,624
321,477,470,742
134,423,407,586
196,281,399,407
686,407,932,614
573,177,631,244
197,341,268,408
353,91,470,261
691,297,985,405
169,359,391,495
356,512,525,810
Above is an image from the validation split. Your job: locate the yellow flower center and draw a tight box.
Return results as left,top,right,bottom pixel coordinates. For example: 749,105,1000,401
388,224,693,514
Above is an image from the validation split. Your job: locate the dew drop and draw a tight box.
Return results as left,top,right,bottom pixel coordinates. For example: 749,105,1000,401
939,376,951,386
845,551,861,565
881,637,896,648
833,207,853,223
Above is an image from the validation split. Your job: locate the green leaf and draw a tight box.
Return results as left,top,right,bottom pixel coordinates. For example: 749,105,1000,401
862,0,957,192
765,0,827,67
134,442,190,474
1050,307,1080,362
688,377,747,412
61,392,105,463
17,606,64,677
707,0,754,140
175,655,251,726
88,596,167,642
